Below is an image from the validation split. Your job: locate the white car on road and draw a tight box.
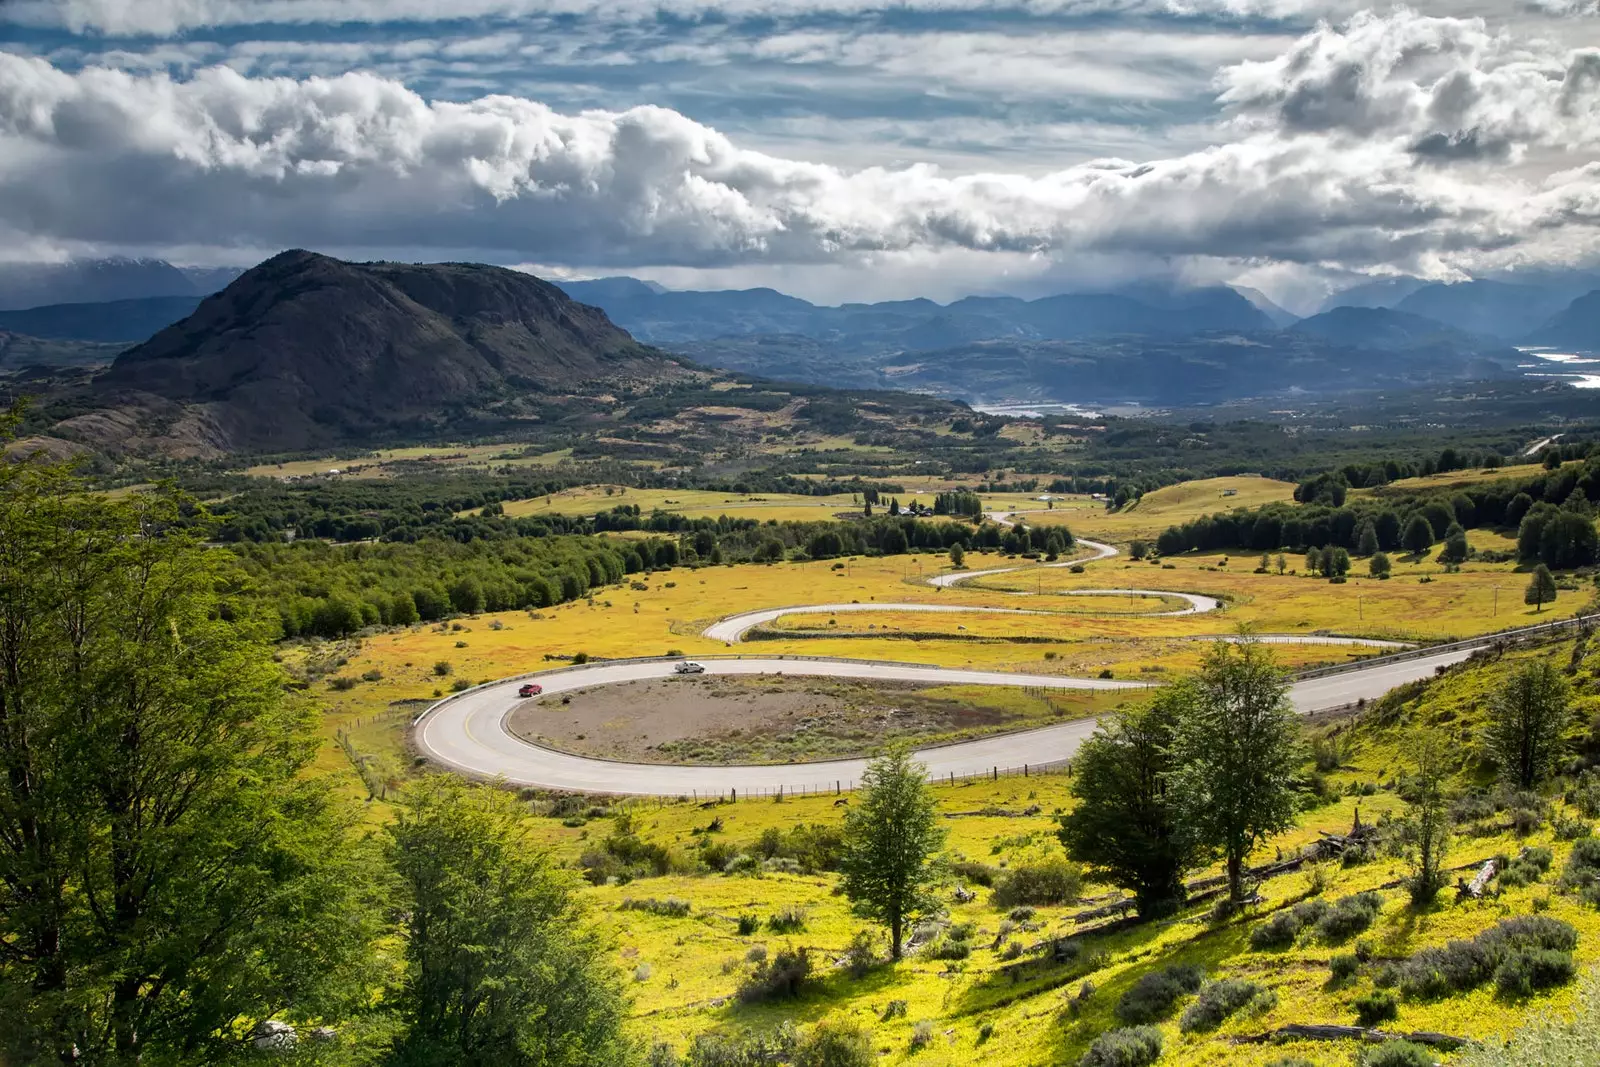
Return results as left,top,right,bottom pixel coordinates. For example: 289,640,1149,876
674,661,706,675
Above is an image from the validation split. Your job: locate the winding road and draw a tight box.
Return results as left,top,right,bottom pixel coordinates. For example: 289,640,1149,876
411,532,1525,794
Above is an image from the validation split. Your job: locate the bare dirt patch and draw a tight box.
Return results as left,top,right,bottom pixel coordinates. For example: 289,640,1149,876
506,674,1121,765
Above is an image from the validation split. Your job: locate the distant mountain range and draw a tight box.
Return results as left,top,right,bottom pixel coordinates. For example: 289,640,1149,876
0,257,242,312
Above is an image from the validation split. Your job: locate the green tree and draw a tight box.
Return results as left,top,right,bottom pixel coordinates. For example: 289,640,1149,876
1057,689,1202,918
1525,564,1558,612
449,574,486,614
388,777,629,1066
0,444,374,1064
1374,510,1402,551
1304,546,1322,576
1369,551,1392,579
1356,521,1379,557
1439,522,1470,566
839,748,946,959
1325,546,1351,577
1275,553,1287,575
1403,515,1435,556
1167,638,1302,907
1045,531,1067,560
949,542,965,569
1485,661,1572,790
1403,728,1451,908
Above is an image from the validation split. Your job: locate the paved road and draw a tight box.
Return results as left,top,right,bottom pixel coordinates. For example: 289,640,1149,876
926,536,1118,588
413,644,1470,795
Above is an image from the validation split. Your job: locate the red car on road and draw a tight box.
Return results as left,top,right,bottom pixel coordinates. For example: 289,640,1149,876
517,683,543,698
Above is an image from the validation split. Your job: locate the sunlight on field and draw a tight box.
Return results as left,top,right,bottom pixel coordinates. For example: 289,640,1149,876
1007,476,1299,541
243,442,574,479
1360,461,1552,494
496,485,865,520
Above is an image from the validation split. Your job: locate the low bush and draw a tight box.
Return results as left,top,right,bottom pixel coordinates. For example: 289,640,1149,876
1354,990,1397,1027
1314,892,1384,944
1078,1026,1162,1067
619,897,692,918
1495,948,1576,997
1359,1042,1436,1067
1397,916,1578,999
1265,1060,1316,1067
767,906,807,933
928,921,976,960
909,1021,933,1049
685,1025,798,1067
991,856,1084,908
794,1018,874,1067
844,930,878,979
1116,963,1205,1025
1179,978,1273,1033
736,913,759,936
737,946,811,1003
1250,898,1329,950
881,1000,907,1021
949,858,998,887
1329,954,1361,984
327,675,358,691
1560,836,1600,905
1501,846,1555,888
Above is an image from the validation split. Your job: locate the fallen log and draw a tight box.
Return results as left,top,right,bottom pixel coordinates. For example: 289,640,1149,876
1458,858,1497,901
1234,1023,1471,1050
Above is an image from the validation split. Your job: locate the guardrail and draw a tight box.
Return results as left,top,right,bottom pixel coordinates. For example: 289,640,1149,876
1295,611,1599,681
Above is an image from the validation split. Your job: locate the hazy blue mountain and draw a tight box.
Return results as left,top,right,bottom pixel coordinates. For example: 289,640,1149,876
0,257,243,311
0,295,202,342
1525,290,1600,351
1395,280,1583,340
1315,276,1428,313
554,278,1277,347
1231,285,1299,328
1288,306,1492,351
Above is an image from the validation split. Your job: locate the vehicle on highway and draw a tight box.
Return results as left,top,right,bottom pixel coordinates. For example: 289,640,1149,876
674,661,706,675
517,683,543,698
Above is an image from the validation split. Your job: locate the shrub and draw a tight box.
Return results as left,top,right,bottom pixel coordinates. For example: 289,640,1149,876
327,675,358,690
1495,948,1577,997
1008,906,1036,921
1116,963,1205,1024
767,906,807,933
844,930,879,978
909,1021,933,1049
1179,978,1271,1033
1354,990,1398,1026
745,945,767,964
737,946,811,1003
1560,836,1600,903
449,678,473,692
633,962,652,982
1359,1042,1436,1067
432,660,452,676
619,897,692,918
928,921,976,960
1251,897,1330,950
881,999,907,1021
949,858,998,887
1078,1026,1163,1067
1397,916,1578,999
686,1026,798,1067
1329,954,1361,984
794,1018,874,1067
736,913,759,936
1265,1060,1316,1067
1314,892,1384,944
992,856,1084,907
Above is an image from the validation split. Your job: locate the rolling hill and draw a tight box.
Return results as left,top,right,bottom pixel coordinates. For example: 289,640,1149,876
1525,290,1600,351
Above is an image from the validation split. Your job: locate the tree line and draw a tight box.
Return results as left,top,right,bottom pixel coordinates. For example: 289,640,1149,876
1155,455,1600,570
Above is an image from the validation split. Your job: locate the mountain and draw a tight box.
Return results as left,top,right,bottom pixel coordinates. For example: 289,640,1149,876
1315,277,1429,314
1394,280,1581,340
553,279,1277,347
1525,290,1600,351
64,251,688,455
1231,286,1299,328
0,296,203,343
1288,306,1488,351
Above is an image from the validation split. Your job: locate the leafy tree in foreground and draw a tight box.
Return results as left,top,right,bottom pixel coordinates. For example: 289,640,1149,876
1403,728,1451,908
0,430,375,1065
1369,551,1392,578
840,748,946,959
1525,564,1558,612
1485,660,1572,790
949,542,965,568
1167,638,1302,907
388,776,630,1067
1058,688,1202,918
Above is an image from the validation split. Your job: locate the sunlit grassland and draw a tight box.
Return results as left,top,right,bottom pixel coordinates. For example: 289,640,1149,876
243,442,575,479
1357,462,1554,495
493,486,864,521
512,763,1600,1064
1008,476,1300,541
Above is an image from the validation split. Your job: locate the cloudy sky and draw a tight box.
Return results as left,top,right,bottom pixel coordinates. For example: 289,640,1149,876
2,0,1599,308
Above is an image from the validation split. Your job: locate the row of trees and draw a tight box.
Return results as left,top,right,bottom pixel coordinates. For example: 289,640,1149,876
1158,456,1600,569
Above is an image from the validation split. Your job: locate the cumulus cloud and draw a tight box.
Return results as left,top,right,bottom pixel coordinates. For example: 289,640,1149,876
0,9,1597,279
4,0,1345,37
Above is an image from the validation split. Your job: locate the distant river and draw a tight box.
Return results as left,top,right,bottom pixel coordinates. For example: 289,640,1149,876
1518,347,1600,389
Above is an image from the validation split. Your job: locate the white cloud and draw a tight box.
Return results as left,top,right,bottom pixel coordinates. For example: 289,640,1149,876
1,11,1598,288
